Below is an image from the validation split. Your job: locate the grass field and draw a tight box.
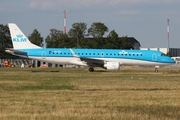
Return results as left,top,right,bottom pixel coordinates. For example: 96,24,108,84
0,66,180,120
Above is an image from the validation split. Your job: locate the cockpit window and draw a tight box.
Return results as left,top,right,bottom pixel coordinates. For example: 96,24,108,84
161,53,167,56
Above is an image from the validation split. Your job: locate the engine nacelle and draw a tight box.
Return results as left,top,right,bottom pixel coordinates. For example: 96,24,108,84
104,62,120,71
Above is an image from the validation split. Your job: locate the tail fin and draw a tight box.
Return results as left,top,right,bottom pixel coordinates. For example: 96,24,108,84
8,23,41,49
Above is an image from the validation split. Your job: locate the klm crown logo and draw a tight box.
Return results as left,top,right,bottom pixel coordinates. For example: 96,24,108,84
16,34,23,38
13,34,27,42
119,50,128,54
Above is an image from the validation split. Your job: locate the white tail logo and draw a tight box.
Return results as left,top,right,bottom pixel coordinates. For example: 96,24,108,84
8,23,41,49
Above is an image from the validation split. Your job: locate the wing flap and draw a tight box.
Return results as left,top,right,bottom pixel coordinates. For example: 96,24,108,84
69,59,87,66
80,58,104,67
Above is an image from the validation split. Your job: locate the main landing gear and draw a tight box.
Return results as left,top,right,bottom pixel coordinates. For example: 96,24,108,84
89,67,94,72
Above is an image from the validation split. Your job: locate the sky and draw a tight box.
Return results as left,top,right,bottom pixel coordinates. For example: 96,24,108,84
0,0,180,48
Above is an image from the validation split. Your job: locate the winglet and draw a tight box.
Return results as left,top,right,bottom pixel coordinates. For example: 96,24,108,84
70,48,79,58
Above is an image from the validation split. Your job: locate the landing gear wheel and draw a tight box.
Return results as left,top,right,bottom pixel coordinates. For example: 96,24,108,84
154,68,158,72
89,67,94,72
154,66,159,72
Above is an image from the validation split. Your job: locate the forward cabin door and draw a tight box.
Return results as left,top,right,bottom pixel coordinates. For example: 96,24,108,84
152,53,157,61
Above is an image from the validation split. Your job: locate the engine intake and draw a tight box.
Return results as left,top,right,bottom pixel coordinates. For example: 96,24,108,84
104,62,120,71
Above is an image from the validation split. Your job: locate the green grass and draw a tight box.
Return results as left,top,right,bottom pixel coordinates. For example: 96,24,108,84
0,67,180,120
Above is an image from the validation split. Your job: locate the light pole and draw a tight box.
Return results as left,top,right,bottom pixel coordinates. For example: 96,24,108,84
59,10,71,34
167,19,170,54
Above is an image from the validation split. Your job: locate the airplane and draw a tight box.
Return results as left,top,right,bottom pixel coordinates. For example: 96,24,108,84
5,23,175,72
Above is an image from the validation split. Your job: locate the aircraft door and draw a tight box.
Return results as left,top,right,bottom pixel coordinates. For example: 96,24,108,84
152,53,157,61
41,51,46,59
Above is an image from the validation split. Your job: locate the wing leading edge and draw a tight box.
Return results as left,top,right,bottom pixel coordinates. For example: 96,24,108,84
70,48,105,67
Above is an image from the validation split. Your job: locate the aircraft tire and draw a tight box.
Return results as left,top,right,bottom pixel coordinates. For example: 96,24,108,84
89,67,94,72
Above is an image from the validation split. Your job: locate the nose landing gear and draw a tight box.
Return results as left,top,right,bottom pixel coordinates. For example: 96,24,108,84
154,66,159,72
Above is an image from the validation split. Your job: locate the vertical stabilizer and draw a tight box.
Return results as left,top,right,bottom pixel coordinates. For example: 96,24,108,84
8,23,41,49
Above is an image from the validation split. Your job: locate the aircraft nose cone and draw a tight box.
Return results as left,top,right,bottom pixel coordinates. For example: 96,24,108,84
170,58,176,63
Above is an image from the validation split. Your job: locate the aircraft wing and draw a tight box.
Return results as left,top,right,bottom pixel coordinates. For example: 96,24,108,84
70,48,105,67
80,57,104,67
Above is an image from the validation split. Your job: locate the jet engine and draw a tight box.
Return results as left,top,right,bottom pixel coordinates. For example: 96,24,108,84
104,62,120,71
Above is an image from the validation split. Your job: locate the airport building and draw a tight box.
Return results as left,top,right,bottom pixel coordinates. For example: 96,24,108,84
128,37,141,50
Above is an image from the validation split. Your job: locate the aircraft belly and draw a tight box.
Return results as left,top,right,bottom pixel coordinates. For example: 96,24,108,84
96,58,170,66
28,56,173,67
28,57,76,64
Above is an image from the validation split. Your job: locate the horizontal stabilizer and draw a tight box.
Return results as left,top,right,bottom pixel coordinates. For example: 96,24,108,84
5,48,27,56
13,51,27,56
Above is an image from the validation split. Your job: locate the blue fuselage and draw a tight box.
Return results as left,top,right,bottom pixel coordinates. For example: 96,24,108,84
12,48,175,66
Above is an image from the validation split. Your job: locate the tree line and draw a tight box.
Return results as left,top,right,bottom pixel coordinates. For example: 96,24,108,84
0,22,133,59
